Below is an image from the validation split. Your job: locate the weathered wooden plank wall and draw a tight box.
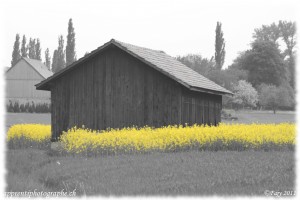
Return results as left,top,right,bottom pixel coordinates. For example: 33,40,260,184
178,88,222,126
51,45,222,140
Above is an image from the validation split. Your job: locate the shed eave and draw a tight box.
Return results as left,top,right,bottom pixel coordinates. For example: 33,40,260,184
35,81,51,91
189,86,233,96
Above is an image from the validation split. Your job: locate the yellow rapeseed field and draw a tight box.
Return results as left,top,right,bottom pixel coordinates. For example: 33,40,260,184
59,123,295,153
6,123,295,152
7,124,51,148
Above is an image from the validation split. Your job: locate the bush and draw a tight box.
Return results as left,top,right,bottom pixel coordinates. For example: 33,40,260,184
20,104,25,112
35,104,40,113
13,102,20,112
28,102,35,113
6,101,51,113
25,102,30,112
7,101,14,112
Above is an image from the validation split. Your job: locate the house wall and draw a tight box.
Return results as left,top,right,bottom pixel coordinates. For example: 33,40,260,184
6,59,51,104
51,45,222,141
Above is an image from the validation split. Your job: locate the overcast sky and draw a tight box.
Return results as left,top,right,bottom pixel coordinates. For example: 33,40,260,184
0,0,298,69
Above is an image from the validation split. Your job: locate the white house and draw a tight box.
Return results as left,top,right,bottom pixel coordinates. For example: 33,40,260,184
6,57,53,104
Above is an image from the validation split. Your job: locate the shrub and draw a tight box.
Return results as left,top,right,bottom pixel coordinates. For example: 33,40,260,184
25,102,30,112
7,101,14,112
20,104,25,112
28,102,35,113
13,102,20,112
6,102,51,113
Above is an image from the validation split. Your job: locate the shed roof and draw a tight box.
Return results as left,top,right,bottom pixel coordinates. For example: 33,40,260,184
36,39,232,95
7,57,53,79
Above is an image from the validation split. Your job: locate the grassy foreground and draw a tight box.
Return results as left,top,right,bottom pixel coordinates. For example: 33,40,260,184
6,149,294,196
5,113,296,196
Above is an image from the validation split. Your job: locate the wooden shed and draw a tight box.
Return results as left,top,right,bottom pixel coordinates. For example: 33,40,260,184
36,39,232,141
6,57,53,104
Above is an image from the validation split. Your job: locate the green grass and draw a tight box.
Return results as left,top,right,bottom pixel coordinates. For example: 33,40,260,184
6,149,295,196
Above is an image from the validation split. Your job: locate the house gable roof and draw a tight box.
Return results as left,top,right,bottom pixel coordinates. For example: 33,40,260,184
7,57,53,79
4,67,9,72
36,39,232,95
23,57,53,78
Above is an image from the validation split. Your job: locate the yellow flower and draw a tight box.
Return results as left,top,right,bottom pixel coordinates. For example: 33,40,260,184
7,124,51,143
59,123,295,153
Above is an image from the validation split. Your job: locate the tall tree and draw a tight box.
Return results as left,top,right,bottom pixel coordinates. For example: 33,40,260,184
252,21,296,88
21,35,28,58
253,21,296,59
54,35,66,73
52,49,59,73
66,18,76,66
11,34,21,66
279,21,296,88
233,40,287,88
286,54,295,88
214,22,226,70
45,48,51,70
35,38,42,60
253,22,281,44
278,21,296,59
28,38,36,59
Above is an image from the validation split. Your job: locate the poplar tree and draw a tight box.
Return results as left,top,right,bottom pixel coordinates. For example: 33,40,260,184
52,35,65,73
66,18,76,66
11,34,21,66
45,48,51,70
52,49,59,73
35,39,42,60
21,35,28,58
215,22,226,70
57,35,66,69
28,38,36,59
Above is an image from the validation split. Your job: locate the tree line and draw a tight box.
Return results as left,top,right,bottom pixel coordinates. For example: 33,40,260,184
7,101,51,113
177,21,296,113
10,18,77,73
10,19,295,113
11,35,42,65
